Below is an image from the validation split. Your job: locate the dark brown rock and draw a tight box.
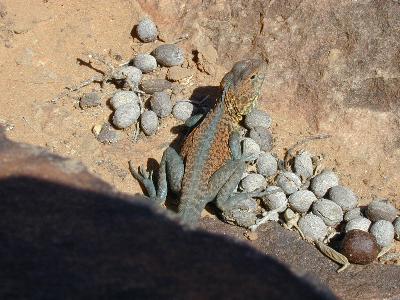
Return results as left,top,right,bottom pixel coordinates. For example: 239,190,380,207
341,230,380,264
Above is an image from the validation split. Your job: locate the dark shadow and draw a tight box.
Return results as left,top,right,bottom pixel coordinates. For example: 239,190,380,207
0,175,334,300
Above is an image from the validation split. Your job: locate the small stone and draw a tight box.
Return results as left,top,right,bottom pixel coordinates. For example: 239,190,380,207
244,231,258,241
92,124,102,136
394,217,400,241
79,92,101,109
96,123,120,144
370,220,395,247
262,186,287,212
136,17,158,43
172,101,194,121
256,152,277,177
345,217,371,233
140,110,158,136
140,79,173,94
328,185,358,212
276,172,302,195
240,173,265,192
133,54,157,73
167,66,194,82
152,44,185,67
344,207,363,222
288,190,317,213
113,66,142,87
298,213,328,242
112,103,141,129
221,196,258,228
366,199,398,222
242,137,261,161
249,127,273,152
341,230,379,264
310,170,339,198
110,91,139,110
150,92,172,118
312,198,343,226
294,151,313,179
244,109,272,129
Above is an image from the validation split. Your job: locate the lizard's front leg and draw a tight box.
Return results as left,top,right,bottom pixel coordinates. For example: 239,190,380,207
130,147,184,204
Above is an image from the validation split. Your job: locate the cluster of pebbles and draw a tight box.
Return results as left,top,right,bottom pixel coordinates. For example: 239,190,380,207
222,108,399,267
80,17,197,143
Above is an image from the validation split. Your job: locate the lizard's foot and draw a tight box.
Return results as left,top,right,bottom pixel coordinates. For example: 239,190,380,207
129,161,157,199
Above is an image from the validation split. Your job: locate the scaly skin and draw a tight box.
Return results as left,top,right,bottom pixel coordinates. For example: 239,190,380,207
131,59,267,225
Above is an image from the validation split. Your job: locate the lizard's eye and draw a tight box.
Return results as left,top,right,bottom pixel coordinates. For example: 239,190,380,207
250,75,256,80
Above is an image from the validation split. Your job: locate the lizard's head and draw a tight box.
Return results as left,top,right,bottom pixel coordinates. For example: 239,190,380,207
221,59,267,120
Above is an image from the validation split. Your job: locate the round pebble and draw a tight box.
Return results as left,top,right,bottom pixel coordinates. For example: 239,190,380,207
294,151,313,179
366,199,398,222
240,173,265,192
263,186,287,212
242,137,261,161
394,217,400,241
172,101,194,121
136,17,158,43
112,103,140,129
341,230,379,264
113,66,142,87
370,220,395,247
140,110,158,136
80,92,101,109
288,190,317,213
221,196,258,228
344,207,363,222
150,92,172,118
345,217,371,233
244,109,272,129
276,172,302,195
95,123,120,144
133,54,157,73
152,44,185,67
312,198,343,226
328,185,358,211
249,127,273,152
140,79,173,94
256,152,277,177
298,213,328,242
110,91,139,110
310,170,339,198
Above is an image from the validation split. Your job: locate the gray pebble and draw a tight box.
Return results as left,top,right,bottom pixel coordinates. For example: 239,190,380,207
256,152,277,177
152,44,184,67
150,92,172,118
328,185,358,212
240,173,265,192
80,92,101,109
294,151,313,179
110,91,139,110
133,54,157,73
112,103,140,129
298,213,328,242
136,17,158,43
244,109,272,129
172,101,194,121
312,198,343,226
221,196,258,228
366,199,398,222
344,207,363,222
113,66,142,87
249,126,273,152
140,79,173,94
140,110,158,136
394,217,400,241
345,217,371,233
263,186,287,212
288,190,317,213
310,170,339,198
276,172,302,195
242,137,261,161
96,123,120,144
370,220,395,247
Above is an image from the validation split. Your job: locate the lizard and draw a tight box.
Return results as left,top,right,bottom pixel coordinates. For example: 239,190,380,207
130,59,267,225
